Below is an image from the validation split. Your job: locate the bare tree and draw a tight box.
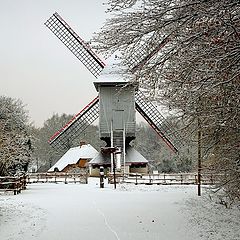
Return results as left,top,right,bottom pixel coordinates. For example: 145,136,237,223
95,0,240,200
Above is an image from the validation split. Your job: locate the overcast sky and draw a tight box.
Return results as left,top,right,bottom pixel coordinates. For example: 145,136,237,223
0,0,109,127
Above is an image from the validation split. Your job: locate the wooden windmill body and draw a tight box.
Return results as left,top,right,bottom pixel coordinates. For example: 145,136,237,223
45,12,181,175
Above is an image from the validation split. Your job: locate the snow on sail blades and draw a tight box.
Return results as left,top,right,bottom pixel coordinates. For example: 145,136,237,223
48,97,99,149
45,12,105,78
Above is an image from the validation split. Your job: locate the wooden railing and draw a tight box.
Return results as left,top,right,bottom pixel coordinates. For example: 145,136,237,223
108,172,222,185
0,175,27,195
28,172,88,184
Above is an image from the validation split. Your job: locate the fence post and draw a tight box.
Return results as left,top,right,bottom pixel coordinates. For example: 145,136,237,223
149,173,152,184
73,174,76,184
85,173,88,184
54,172,57,183
64,173,67,184
14,179,17,195
22,175,26,190
210,173,213,185
79,174,82,184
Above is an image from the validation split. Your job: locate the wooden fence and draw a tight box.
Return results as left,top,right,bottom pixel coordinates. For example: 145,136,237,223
28,172,88,184
0,175,27,195
108,172,222,185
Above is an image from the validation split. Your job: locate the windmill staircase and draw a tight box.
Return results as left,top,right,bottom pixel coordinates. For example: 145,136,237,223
113,131,124,149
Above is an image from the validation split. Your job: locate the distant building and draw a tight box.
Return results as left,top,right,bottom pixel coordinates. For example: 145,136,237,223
48,142,148,176
48,142,98,173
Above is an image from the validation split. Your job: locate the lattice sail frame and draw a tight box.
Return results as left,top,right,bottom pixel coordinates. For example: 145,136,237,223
123,33,170,73
135,91,181,152
49,96,99,149
45,12,105,78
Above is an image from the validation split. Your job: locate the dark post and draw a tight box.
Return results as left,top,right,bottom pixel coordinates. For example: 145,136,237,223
64,172,67,184
36,157,39,172
23,174,27,190
100,166,104,188
113,154,117,189
197,117,202,196
54,171,57,183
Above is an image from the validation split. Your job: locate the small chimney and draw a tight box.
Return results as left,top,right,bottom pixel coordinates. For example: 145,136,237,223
80,141,86,147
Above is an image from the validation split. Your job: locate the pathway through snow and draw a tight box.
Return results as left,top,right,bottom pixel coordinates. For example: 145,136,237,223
0,178,239,240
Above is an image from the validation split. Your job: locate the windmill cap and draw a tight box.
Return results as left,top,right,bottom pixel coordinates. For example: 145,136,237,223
93,80,138,91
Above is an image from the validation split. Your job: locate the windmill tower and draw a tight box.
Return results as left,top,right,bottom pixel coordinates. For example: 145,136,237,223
45,12,182,175
95,79,136,145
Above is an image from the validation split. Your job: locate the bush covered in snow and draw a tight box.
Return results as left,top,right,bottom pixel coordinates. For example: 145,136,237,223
0,96,32,176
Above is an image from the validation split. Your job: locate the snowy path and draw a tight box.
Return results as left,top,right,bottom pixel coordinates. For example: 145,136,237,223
0,178,239,240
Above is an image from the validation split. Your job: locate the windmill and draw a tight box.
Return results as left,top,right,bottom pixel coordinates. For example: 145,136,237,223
45,12,181,174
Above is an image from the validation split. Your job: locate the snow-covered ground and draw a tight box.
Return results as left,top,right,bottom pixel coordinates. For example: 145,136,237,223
0,178,239,240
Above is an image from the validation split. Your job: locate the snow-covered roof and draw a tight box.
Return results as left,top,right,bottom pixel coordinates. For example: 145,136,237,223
94,80,129,91
89,152,111,165
126,147,148,164
48,144,98,172
89,146,148,165
93,52,132,90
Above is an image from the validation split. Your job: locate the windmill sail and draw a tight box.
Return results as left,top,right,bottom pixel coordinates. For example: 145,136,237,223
127,34,181,152
45,12,105,78
49,96,99,149
135,91,181,152
124,34,170,73
45,12,182,153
